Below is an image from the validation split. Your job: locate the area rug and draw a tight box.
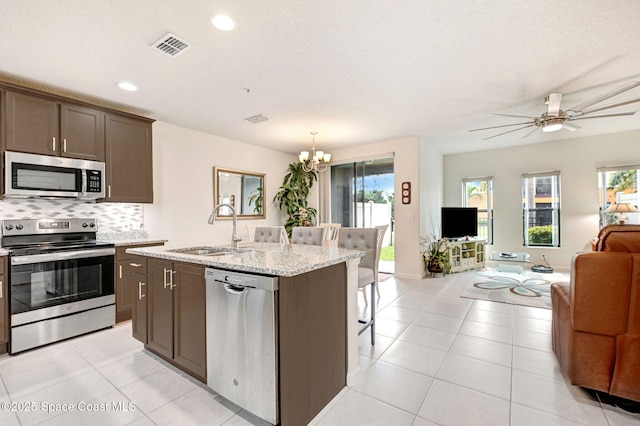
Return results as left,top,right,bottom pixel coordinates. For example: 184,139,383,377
460,269,570,309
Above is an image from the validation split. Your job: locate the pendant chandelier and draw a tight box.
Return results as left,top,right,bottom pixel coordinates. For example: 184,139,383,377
299,131,331,173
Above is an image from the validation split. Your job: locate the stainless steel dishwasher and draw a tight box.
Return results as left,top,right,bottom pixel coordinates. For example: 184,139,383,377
205,268,279,425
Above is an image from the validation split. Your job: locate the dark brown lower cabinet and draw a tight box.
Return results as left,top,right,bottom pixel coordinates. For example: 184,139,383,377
144,259,207,382
0,256,7,354
279,263,347,426
131,255,148,343
116,243,163,323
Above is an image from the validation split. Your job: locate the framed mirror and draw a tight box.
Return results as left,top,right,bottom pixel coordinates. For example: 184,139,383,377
213,167,266,219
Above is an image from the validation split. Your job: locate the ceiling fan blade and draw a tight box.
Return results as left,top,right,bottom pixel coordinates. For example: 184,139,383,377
567,81,640,113
522,126,540,139
546,93,562,117
490,113,536,119
469,121,535,132
482,124,536,140
578,96,640,116
562,122,580,131
570,111,637,121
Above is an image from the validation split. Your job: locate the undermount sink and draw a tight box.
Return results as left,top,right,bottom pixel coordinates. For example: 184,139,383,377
168,247,238,256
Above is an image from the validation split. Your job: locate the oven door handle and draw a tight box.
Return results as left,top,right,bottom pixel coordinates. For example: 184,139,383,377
11,248,116,265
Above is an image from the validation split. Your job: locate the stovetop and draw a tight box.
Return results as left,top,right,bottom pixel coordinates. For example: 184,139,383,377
5,240,115,256
1,218,114,255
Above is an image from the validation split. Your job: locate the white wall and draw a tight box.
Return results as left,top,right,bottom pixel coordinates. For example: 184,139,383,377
443,129,640,269
419,137,444,242
144,121,295,246
325,136,425,279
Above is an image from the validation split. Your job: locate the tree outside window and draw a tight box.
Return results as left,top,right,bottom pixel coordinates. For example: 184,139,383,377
462,177,493,244
522,172,561,247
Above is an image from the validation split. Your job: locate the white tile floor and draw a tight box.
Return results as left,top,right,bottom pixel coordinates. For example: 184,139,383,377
1,271,639,425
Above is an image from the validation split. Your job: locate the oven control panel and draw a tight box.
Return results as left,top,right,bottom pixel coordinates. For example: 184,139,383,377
1,218,98,236
39,221,70,230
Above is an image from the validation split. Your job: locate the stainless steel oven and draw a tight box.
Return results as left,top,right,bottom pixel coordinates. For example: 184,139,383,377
2,218,115,354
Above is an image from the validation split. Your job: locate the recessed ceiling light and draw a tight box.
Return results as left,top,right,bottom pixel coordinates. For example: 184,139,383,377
118,82,138,91
211,14,236,31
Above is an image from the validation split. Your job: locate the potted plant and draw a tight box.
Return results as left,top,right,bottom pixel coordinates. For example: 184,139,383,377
248,186,263,215
421,235,450,274
273,162,318,237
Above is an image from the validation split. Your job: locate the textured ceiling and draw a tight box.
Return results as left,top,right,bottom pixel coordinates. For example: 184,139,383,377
1,0,640,155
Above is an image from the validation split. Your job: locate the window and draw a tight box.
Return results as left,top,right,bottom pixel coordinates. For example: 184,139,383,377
598,165,639,227
462,177,493,244
522,172,560,247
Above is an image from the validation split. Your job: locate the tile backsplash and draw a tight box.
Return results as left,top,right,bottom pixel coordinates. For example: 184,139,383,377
0,199,144,234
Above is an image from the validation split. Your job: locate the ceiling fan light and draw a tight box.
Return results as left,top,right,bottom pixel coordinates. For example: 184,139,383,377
542,119,563,132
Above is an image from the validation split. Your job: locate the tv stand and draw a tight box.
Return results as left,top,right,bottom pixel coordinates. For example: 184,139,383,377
447,239,486,273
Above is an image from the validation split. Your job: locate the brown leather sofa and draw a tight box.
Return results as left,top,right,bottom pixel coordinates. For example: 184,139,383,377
551,225,640,402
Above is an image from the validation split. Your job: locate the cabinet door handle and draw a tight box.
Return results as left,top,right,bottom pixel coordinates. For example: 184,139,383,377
138,282,146,299
108,184,112,198
130,263,142,268
52,137,56,152
119,265,123,279
63,138,67,152
0,280,3,299
170,270,177,290
163,268,170,288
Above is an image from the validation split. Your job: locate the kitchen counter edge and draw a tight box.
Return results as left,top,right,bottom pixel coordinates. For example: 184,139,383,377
126,243,364,277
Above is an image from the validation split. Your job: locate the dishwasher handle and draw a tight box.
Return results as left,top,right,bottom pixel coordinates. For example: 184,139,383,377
224,283,247,294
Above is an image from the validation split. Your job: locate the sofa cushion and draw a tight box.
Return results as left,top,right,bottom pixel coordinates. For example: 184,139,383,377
596,225,640,252
571,252,632,336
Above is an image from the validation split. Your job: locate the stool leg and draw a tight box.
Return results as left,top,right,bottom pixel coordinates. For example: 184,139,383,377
370,282,376,346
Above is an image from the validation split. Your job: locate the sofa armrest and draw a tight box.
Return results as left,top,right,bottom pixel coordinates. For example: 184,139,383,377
571,252,632,336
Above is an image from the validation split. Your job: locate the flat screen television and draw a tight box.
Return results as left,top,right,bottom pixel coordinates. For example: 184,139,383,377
441,207,478,239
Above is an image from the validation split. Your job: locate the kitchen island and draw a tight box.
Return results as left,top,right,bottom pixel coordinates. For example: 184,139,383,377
126,242,364,426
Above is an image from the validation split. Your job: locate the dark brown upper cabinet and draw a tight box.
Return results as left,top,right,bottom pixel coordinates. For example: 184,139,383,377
4,90,105,161
60,103,105,161
105,113,153,203
4,91,58,156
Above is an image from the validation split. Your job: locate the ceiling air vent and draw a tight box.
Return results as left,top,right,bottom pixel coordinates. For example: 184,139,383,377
245,114,269,124
151,33,192,57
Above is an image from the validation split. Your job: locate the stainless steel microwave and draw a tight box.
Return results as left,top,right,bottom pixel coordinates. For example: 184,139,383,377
4,151,106,200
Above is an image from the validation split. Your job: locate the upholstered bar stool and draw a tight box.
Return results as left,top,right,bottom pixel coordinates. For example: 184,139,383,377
253,226,288,244
291,227,324,245
319,223,341,241
337,227,379,345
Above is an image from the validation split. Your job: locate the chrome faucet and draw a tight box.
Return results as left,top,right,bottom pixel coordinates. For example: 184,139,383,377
208,203,243,249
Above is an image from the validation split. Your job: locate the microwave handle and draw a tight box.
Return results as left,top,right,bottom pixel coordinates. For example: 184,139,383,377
82,169,88,195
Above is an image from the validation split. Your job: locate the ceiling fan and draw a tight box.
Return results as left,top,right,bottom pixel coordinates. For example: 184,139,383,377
470,81,640,140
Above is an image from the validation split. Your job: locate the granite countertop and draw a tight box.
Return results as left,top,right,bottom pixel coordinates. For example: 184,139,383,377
105,238,168,247
126,242,364,277
96,231,168,247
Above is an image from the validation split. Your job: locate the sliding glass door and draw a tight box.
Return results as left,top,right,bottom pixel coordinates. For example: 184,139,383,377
331,158,394,227
330,157,394,271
